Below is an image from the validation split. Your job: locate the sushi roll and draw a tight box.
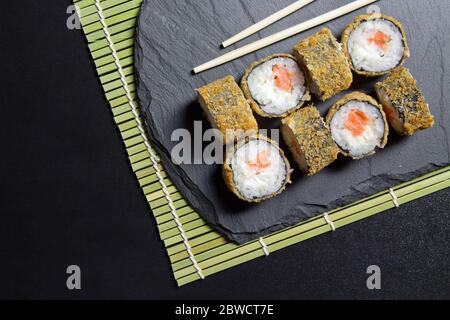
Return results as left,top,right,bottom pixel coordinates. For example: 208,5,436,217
241,54,310,118
223,135,291,202
326,92,389,159
375,67,434,136
293,28,353,101
197,75,258,144
282,106,340,176
341,14,410,76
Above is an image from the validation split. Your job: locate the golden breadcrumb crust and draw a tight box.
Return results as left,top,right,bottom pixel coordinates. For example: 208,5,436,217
282,106,340,176
240,53,311,118
293,28,353,101
341,14,410,77
375,67,434,135
196,75,258,144
222,135,292,203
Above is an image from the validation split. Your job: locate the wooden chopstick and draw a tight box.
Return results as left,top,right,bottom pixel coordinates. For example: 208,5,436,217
193,0,379,74
221,0,315,48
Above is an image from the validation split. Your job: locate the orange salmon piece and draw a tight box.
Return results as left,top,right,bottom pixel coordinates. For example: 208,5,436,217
247,149,271,175
272,64,293,92
384,106,395,123
345,109,370,137
368,31,391,52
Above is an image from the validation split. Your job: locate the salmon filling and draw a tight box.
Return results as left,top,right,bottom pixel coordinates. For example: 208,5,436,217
272,64,293,92
345,109,370,137
367,30,391,54
247,149,271,175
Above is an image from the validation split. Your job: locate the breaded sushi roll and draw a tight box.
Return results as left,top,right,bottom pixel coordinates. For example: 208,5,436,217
326,92,389,159
375,67,434,135
223,135,291,202
341,14,410,76
281,106,340,176
197,75,258,144
293,28,353,101
241,54,310,118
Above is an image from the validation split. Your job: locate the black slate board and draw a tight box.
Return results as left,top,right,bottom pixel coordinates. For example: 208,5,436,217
135,0,450,244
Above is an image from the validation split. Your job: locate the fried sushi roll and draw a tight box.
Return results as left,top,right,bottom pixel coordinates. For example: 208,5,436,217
223,135,291,202
241,54,310,118
293,28,353,101
375,67,434,136
326,92,389,159
281,106,340,176
197,75,258,144
341,14,410,76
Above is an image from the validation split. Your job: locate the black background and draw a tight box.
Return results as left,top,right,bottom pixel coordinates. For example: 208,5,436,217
0,0,449,300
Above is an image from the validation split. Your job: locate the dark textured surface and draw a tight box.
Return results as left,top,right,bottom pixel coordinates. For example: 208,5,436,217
136,0,450,243
1,0,449,299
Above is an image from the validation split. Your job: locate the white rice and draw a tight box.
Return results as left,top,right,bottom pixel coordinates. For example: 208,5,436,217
347,19,404,73
330,101,385,158
231,140,286,200
247,57,306,115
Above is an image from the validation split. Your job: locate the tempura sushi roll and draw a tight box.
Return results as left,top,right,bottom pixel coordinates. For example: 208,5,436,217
281,106,340,176
223,135,291,202
375,67,434,135
293,28,353,101
341,14,410,76
241,54,310,118
326,92,389,159
197,75,258,144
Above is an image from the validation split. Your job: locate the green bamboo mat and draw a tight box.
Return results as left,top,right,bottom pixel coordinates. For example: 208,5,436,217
75,0,450,286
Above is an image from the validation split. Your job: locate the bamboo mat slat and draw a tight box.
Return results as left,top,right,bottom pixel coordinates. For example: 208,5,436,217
75,0,450,286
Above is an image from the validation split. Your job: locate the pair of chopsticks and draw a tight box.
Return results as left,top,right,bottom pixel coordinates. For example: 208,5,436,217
193,0,379,74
